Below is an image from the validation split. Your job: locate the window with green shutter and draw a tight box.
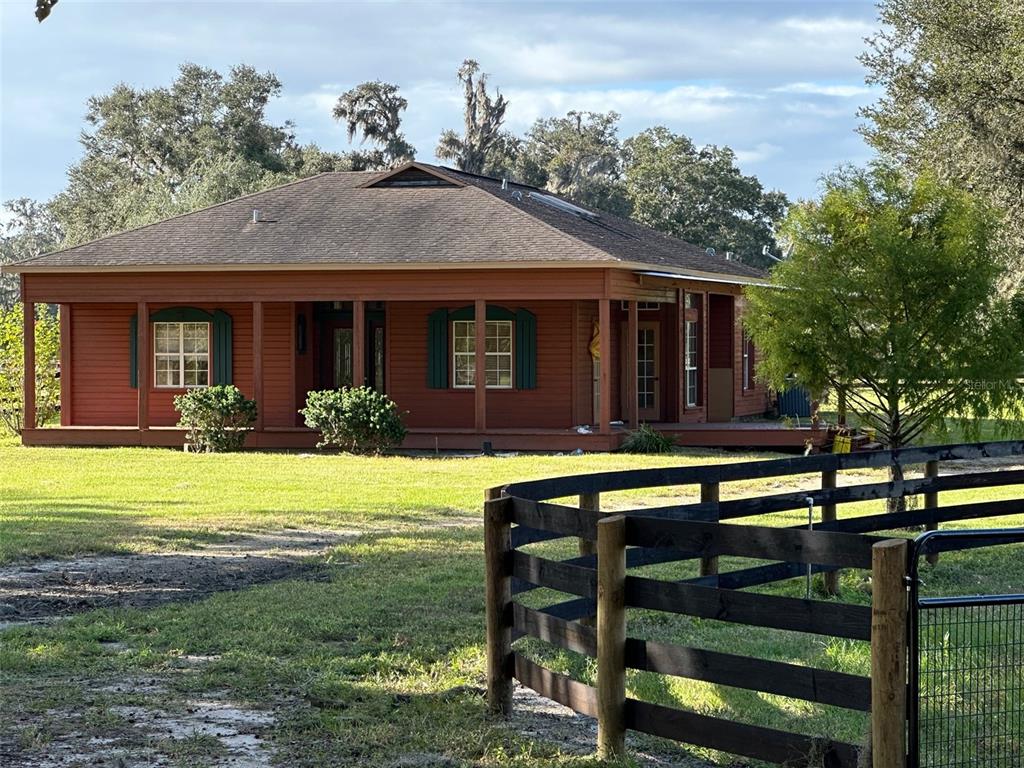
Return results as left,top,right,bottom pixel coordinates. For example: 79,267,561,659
130,307,233,388
425,305,536,390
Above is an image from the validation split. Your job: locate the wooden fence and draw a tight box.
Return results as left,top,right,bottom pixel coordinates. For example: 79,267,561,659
484,441,1024,768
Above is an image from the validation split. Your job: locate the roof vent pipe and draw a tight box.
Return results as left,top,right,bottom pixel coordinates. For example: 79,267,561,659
252,209,261,223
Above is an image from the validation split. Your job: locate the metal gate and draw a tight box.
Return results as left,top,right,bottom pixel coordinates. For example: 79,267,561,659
908,529,1024,768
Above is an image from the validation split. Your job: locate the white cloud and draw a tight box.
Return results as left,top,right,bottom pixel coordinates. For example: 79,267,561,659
774,82,873,97
734,142,783,165
502,85,744,130
782,101,855,119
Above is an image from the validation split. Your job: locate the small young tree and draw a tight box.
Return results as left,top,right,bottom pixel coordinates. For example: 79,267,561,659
745,165,1024,506
0,303,61,434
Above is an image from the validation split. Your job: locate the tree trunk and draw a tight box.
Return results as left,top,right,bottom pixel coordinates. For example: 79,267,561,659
887,438,906,514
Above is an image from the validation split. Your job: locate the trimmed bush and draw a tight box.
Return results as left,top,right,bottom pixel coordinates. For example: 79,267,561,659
174,385,257,452
301,387,407,454
619,423,676,454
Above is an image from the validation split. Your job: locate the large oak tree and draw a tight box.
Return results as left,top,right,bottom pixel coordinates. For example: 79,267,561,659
861,0,1024,281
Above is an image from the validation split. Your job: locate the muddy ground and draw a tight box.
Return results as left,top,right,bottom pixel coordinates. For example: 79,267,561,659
1,530,700,768
0,530,349,627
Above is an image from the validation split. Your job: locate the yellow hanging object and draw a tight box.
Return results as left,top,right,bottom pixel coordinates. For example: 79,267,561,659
589,319,601,361
832,434,852,454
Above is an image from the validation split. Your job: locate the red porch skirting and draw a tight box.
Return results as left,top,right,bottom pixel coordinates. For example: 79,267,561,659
21,423,827,452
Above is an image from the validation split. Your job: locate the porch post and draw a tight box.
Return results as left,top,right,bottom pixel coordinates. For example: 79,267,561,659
22,290,36,431
627,300,638,428
598,298,612,434
677,288,685,421
352,299,365,388
252,301,264,432
475,299,487,432
60,304,72,426
136,301,149,431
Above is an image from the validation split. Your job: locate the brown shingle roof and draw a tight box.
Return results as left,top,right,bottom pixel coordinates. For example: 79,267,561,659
9,162,766,281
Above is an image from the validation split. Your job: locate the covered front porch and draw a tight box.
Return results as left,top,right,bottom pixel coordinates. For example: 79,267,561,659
19,268,785,451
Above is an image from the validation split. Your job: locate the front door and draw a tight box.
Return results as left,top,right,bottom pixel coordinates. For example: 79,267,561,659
637,322,661,421
316,303,386,392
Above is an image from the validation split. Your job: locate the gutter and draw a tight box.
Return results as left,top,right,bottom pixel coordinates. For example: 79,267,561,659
636,270,772,288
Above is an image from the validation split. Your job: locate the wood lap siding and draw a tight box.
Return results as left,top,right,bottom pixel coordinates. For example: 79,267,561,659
70,303,137,426
261,302,295,428
69,302,254,427
388,301,576,430
488,302,573,429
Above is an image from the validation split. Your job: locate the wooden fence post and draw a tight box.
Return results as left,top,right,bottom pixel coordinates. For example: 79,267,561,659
579,491,601,627
579,492,600,557
821,469,839,596
871,538,909,768
699,482,719,578
484,487,513,716
924,460,939,565
596,515,627,759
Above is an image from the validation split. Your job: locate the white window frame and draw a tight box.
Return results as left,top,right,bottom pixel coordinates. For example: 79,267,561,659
742,329,753,391
154,321,211,389
684,319,699,407
452,319,513,389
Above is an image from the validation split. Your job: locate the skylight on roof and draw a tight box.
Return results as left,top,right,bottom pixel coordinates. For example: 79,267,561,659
527,192,600,222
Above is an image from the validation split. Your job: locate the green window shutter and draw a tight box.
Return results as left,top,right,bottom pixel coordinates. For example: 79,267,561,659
427,308,449,389
129,315,138,388
515,308,537,390
214,311,234,385
212,310,233,385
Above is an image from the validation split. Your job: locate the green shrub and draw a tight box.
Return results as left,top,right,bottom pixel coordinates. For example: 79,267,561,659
301,387,407,454
0,303,61,434
174,385,257,452
619,423,676,454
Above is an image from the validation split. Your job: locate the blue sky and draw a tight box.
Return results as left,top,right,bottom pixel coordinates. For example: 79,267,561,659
0,0,881,208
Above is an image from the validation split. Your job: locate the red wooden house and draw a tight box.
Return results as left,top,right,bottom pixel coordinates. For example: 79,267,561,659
7,162,814,451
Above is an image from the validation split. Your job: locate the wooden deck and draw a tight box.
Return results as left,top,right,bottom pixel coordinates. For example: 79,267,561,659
656,421,830,450
22,421,827,452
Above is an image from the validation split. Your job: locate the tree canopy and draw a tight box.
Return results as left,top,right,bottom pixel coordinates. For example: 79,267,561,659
622,127,788,269
50,63,350,246
9,59,787,270
513,111,629,215
0,199,62,308
745,164,1024,452
860,0,1024,278
436,60,509,175
333,81,416,170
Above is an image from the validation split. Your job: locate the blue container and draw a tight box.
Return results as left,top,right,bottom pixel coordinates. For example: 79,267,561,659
778,387,812,418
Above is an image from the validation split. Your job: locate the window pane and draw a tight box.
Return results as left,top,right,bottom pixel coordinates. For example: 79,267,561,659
155,324,179,354
454,355,475,387
182,323,209,354
156,355,180,387
184,356,209,387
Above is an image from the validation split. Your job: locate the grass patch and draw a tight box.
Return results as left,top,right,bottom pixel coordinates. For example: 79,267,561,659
1,437,1022,766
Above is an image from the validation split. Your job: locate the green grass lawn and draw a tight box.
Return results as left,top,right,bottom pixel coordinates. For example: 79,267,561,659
1,434,1021,767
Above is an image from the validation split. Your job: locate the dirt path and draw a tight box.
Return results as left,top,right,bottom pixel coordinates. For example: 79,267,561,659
0,529,354,628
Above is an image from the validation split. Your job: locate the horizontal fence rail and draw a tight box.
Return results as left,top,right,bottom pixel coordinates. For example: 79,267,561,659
485,441,1024,768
